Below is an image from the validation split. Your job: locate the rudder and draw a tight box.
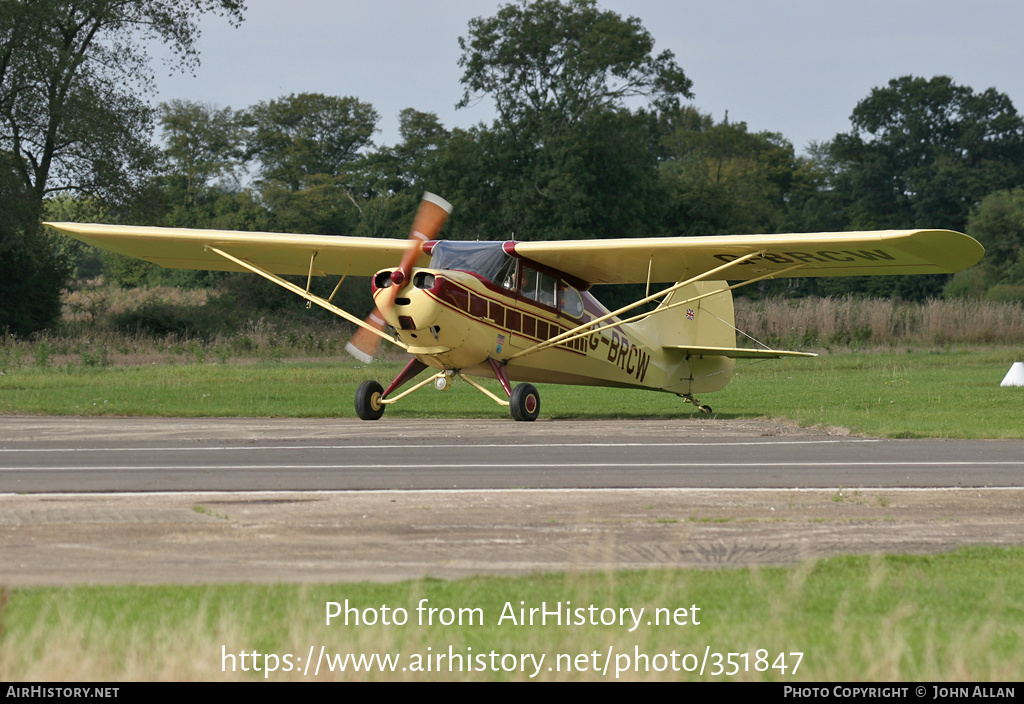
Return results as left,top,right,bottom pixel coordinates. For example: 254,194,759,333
632,280,737,394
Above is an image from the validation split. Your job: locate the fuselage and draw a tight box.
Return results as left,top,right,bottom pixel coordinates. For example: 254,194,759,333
372,241,735,396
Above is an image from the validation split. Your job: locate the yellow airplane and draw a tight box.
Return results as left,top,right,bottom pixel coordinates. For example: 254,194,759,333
47,193,984,421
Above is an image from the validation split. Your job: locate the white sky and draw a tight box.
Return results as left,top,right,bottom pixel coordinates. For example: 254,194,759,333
152,0,1024,155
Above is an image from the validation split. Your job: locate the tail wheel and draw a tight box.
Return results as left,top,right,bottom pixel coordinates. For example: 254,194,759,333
510,383,540,422
355,380,386,421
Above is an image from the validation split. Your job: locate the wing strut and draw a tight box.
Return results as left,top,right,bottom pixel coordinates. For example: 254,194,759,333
507,252,802,362
303,251,318,309
327,263,352,303
206,246,407,351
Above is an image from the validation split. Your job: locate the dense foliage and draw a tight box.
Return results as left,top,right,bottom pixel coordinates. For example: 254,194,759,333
1,0,245,332
5,0,1024,335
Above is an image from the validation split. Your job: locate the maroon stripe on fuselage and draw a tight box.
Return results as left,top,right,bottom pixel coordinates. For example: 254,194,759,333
426,275,587,354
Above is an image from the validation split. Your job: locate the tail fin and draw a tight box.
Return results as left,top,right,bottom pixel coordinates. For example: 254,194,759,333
634,280,737,350
632,280,812,395
635,280,814,359
630,280,736,394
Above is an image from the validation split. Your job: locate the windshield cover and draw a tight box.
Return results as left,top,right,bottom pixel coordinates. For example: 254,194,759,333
429,241,511,282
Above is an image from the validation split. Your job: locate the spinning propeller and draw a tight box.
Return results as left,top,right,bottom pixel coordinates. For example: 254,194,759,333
344,192,452,363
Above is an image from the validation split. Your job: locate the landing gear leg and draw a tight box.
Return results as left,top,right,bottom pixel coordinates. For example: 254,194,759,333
355,358,431,421
681,393,713,415
488,359,539,422
355,358,542,421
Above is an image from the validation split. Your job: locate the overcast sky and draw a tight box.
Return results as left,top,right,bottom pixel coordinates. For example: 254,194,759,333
152,0,1024,155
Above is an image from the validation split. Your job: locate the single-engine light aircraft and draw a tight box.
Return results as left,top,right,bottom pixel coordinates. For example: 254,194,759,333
47,193,984,421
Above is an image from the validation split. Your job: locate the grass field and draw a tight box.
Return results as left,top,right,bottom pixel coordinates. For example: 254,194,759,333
1,347,1021,437
3,547,1022,681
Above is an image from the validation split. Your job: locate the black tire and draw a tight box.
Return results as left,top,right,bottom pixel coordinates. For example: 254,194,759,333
509,383,540,422
355,380,386,421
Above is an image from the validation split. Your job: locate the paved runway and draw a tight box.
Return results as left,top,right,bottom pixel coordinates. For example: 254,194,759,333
2,416,1022,584
2,416,1023,492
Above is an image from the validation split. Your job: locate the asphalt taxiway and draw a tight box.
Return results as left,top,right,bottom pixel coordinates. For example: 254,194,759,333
1,417,1022,584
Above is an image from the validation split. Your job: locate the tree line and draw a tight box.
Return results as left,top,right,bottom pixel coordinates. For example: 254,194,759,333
5,0,1024,337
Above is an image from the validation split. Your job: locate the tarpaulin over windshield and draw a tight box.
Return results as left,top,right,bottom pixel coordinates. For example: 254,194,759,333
429,241,512,282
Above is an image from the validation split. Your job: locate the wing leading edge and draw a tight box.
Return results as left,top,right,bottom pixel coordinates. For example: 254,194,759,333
45,223,422,277
511,229,984,285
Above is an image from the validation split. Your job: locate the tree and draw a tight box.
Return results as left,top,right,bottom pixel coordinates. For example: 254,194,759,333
1,0,245,210
449,0,690,240
776,141,850,235
158,99,245,220
658,108,797,236
829,75,1024,233
240,93,380,235
458,0,691,128
373,108,450,194
434,107,664,241
0,0,245,333
340,109,451,239
243,93,379,192
814,76,1024,300
0,153,68,333
944,187,1024,301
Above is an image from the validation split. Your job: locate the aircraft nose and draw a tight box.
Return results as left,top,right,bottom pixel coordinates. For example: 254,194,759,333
373,269,438,295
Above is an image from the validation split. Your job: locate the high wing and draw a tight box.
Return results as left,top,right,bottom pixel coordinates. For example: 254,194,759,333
510,229,984,285
44,223,423,277
46,223,984,286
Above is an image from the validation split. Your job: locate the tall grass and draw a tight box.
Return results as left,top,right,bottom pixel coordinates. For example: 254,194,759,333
4,285,1024,372
735,296,1024,349
62,280,215,327
2,281,358,370
3,548,1023,681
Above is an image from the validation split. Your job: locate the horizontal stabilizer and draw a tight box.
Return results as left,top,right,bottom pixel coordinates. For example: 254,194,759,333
663,345,817,360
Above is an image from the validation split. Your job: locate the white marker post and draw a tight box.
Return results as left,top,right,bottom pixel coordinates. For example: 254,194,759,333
1000,362,1024,387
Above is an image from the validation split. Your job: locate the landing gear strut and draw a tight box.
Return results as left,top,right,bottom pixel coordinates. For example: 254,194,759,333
353,358,542,421
681,393,713,415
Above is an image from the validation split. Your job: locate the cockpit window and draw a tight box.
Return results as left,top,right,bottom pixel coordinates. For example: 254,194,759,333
495,256,518,290
560,285,584,318
429,241,511,282
521,265,576,314
522,269,557,307
428,241,584,319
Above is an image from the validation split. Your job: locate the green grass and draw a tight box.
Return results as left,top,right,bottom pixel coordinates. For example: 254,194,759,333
713,348,1024,439
2,547,1021,681
1,349,1021,437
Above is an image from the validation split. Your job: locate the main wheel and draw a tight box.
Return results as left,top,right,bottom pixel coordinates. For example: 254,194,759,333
355,380,386,421
509,383,540,422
